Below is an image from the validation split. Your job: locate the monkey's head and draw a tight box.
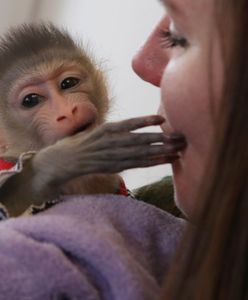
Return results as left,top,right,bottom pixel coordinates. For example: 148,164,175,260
0,23,109,157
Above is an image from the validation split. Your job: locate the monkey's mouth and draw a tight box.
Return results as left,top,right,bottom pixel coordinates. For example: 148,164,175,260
72,122,94,135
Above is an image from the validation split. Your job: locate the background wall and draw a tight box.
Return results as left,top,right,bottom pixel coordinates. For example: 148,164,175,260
0,0,171,189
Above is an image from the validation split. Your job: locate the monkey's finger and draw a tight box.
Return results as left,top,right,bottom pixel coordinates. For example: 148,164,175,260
86,155,180,173
118,155,180,170
118,143,183,158
99,115,165,134
107,132,185,147
85,142,184,162
90,133,168,150
85,132,186,152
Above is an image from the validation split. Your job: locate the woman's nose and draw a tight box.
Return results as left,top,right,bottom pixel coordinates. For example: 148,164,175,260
132,18,169,87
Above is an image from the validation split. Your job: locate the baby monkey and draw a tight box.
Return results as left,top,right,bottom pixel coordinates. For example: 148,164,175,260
0,23,185,217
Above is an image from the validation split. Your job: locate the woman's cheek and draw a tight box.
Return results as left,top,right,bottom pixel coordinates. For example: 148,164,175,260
159,52,213,150
159,56,218,217
159,67,192,137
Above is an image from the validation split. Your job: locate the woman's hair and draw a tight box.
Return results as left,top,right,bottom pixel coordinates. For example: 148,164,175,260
162,0,248,299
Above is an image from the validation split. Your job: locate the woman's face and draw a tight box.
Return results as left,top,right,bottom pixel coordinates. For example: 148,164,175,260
132,0,224,218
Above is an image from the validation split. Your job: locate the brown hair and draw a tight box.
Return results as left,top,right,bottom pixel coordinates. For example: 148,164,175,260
162,0,248,299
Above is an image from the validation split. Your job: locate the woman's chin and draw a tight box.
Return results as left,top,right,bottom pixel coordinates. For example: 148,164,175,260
171,144,202,221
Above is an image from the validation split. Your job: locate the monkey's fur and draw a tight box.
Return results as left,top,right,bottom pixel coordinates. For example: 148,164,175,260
0,23,184,217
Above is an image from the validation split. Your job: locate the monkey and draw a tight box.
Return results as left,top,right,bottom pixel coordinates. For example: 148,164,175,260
0,23,186,218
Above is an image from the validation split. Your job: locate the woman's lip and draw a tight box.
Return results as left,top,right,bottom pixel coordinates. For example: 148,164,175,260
160,121,185,138
160,122,174,135
160,125,188,155
161,125,186,142
159,118,188,158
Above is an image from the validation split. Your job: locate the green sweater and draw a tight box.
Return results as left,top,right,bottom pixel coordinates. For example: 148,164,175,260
133,176,184,218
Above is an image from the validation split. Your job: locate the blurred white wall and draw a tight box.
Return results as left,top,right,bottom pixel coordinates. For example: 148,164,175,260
0,0,172,189
0,0,34,34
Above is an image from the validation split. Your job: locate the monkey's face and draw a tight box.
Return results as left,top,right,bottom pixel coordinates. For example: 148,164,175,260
6,60,103,150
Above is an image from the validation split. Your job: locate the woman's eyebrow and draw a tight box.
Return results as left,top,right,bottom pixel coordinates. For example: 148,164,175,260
158,0,184,17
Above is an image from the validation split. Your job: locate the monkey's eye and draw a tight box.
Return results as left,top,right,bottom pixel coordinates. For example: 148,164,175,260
22,94,42,108
61,77,80,90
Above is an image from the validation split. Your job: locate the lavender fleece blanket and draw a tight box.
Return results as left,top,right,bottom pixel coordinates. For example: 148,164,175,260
0,195,185,300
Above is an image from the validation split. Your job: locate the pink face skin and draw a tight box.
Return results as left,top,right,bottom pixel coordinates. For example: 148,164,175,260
4,61,99,155
132,0,224,219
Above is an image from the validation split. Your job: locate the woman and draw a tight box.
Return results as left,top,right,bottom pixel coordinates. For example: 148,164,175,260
133,0,248,298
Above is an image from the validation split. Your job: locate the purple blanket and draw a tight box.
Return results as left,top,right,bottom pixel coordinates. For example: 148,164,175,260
0,195,185,300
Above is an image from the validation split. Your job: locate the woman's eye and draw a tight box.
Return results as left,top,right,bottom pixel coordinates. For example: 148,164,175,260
159,30,188,48
22,94,42,108
61,77,80,90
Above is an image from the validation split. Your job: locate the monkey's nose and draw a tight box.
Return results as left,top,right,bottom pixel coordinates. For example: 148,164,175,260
56,106,78,122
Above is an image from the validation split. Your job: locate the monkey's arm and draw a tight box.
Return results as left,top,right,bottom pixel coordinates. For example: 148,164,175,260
0,152,39,218
0,155,54,218
0,115,186,217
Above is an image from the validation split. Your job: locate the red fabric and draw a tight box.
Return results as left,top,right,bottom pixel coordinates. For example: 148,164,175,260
0,158,129,196
118,179,129,196
0,159,15,170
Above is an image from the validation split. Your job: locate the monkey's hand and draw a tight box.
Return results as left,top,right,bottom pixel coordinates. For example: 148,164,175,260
0,115,186,217
32,115,186,190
